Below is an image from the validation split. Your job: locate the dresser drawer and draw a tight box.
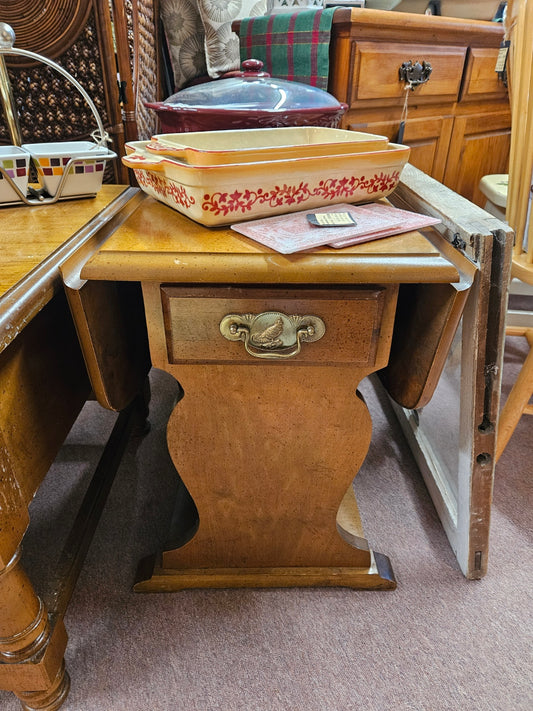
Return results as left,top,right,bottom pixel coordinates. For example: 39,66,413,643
347,42,466,106
160,285,392,366
460,47,509,102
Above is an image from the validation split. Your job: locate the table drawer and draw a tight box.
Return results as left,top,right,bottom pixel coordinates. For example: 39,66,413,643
160,285,390,366
348,42,466,106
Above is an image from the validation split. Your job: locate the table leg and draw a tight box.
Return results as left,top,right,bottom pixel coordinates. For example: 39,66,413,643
135,365,395,591
0,549,69,710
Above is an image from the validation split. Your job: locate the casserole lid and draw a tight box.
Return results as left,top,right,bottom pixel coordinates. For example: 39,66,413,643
147,59,345,114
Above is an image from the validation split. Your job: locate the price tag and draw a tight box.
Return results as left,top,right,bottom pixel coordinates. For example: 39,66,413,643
495,40,510,75
307,212,358,227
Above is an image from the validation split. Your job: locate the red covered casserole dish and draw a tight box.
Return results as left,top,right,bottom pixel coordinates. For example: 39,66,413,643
145,60,348,133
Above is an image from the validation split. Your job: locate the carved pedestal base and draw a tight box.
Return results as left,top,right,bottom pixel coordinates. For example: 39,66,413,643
135,365,396,591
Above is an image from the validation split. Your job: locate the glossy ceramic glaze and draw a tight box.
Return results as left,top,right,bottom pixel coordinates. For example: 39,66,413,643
147,127,389,166
145,60,348,132
0,146,30,204
122,140,411,226
21,141,113,198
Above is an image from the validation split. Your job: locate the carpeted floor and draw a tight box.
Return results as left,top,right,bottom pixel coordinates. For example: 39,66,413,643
1,334,531,711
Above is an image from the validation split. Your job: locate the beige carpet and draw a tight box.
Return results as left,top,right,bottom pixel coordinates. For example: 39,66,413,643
1,334,531,711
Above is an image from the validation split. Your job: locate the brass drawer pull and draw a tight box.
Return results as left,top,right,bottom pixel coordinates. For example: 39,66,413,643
220,311,326,360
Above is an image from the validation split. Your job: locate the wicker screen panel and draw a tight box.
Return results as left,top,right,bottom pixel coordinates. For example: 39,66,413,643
0,0,91,66
0,0,160,182
125,0,136,72
0,12,109,144
133,0,160,140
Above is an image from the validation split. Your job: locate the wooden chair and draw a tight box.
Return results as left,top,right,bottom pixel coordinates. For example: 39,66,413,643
478,172,533,461
496,325,533,461
478,174,533,462
493,0,533,461
495,219,533,461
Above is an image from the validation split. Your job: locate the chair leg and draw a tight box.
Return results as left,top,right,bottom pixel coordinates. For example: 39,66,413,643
496,328,533,462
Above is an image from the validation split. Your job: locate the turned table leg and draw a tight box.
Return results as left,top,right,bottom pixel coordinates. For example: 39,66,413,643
0,549,69,711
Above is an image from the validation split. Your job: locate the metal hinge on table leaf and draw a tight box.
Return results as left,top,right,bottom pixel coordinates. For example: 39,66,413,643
452,233,467,252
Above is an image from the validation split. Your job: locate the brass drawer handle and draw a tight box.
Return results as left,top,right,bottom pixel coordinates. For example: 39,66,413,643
220,311,326,360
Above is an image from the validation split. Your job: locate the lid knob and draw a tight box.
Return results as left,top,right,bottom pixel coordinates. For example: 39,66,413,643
221,58,271,79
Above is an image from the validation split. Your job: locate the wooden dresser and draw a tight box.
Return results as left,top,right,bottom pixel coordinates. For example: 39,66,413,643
328,8,510,207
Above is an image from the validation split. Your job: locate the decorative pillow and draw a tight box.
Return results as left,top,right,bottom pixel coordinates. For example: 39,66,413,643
160,0,208,91
197,0,268,78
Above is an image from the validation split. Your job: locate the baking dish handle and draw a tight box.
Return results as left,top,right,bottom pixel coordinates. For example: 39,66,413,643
121,153,166,172
145,141,187,162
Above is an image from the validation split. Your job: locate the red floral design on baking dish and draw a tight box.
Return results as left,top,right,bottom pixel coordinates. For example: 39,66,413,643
134,168,400,218
202,172,401,217
135,169,196,209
